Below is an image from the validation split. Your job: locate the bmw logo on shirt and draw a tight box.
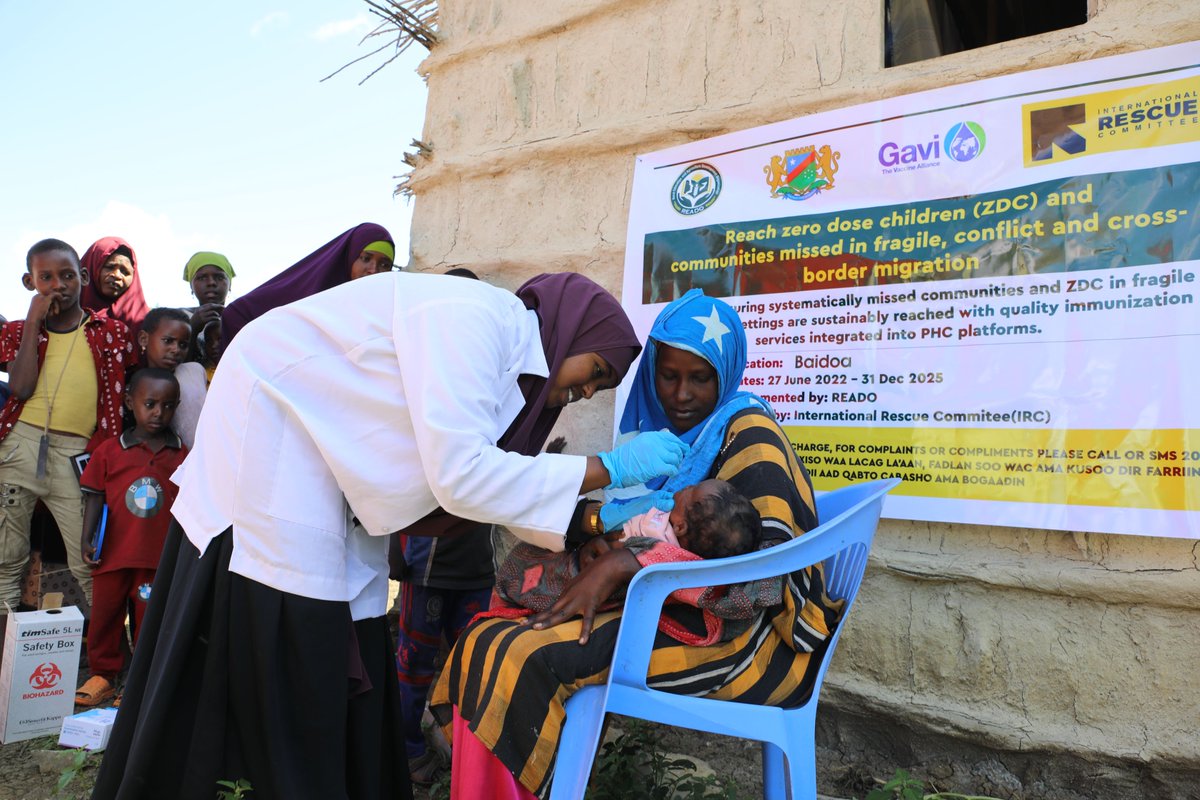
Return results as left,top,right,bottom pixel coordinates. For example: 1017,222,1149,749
125,477,165,519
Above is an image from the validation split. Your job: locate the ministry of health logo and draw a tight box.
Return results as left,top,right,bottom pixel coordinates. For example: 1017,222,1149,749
764,144,840,200
670,163,722,215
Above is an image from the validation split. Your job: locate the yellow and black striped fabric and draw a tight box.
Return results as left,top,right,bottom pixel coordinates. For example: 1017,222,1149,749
430,408,839,797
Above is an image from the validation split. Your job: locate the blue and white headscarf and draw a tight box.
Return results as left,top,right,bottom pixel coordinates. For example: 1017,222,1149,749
615,289,772,495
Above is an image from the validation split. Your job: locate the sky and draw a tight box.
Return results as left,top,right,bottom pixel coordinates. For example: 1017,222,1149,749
0,1,428,321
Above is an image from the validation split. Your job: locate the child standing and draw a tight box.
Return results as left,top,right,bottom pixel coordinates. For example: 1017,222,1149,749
76,368,187,705
393,522,494,784
137,308,207,449
0,239,134,616
182,251,234,379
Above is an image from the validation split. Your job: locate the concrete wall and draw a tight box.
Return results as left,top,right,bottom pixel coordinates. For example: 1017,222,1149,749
406,2,1200,796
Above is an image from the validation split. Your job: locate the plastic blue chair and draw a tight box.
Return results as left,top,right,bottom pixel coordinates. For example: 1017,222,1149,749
549,478,900,800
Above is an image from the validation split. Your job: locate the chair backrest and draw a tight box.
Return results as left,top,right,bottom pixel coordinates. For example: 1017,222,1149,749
624,478,897,595
814,479,893,522
804,478,899,693
812,480,895,601
610,478,899,691
820,541,868,602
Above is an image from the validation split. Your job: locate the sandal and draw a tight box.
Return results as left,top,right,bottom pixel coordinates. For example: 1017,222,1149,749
75,675,116,707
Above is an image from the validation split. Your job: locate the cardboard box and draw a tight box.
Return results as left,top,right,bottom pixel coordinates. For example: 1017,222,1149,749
59,707,117,750
37,562,91,615
0,606,84,743
20,555,91,615
20,550,42,609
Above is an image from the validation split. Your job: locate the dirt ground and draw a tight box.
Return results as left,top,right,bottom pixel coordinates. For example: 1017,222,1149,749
0,732,100,800
0,721,768,800
0,589,817,800
0,619,800,800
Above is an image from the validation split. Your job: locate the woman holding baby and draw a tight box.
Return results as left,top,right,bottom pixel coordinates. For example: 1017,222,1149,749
432,288,838,799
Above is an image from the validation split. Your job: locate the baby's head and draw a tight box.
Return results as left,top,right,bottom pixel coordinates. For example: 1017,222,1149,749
669,479,762,560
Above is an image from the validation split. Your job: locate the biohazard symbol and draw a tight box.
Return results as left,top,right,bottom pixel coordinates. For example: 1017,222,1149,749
29,662,62,690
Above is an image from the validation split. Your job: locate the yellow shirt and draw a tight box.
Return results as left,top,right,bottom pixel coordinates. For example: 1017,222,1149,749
18,324,99,439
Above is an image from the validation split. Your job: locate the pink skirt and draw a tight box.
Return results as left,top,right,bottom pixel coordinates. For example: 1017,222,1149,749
450,707,538,800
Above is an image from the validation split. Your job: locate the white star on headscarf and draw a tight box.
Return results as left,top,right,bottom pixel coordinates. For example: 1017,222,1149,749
692,306,731,353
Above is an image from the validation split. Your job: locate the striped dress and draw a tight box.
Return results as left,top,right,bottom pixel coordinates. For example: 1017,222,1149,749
430,408,839,797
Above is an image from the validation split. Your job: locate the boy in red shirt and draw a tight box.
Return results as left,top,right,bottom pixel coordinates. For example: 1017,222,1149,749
0,239,134,616
76,368,187,706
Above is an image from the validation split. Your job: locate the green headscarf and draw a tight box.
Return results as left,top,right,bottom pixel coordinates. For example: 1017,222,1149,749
361,241,395,261
184,251,236,283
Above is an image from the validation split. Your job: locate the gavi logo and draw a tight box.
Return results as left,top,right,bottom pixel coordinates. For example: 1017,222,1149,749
878,122,986,169
879,134,941,167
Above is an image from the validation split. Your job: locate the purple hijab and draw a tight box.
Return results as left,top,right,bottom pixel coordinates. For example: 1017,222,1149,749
394,272,641,543
501,272,641,456
220,222,393,350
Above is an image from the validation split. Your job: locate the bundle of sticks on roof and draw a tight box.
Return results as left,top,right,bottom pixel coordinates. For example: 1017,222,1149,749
324,0,439,84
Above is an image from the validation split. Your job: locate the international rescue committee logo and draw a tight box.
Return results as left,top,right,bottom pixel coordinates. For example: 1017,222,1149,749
1023,75,1199,167
764,144,840,200
670,163,722,215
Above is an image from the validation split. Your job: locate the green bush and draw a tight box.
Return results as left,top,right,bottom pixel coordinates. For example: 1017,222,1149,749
585,721,746,800
863,768,1004,800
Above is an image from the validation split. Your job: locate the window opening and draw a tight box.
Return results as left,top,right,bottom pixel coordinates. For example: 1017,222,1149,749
885,0,1090,68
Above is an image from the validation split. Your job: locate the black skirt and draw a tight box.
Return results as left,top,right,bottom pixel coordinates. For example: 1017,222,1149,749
92,522,412,800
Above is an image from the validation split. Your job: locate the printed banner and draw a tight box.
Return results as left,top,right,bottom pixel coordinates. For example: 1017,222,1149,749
620,42,1200,537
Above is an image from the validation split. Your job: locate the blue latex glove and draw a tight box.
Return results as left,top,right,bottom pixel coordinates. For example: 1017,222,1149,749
598,490,675,533
598,430,689,489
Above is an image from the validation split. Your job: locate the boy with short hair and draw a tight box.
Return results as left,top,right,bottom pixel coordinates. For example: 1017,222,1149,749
0,239,135,615
76,368,186,705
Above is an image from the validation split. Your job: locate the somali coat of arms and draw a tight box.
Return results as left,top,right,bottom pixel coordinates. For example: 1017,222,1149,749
764,144,840,200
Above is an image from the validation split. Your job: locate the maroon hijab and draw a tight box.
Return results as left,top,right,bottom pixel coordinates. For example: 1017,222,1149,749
392,272,640,544
221,222,393,350
501,272,641,456
80,236,150,331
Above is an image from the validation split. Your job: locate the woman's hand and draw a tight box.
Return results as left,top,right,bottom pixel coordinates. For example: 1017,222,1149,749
527,547,640,644
598,490,675,532
598,430,689,489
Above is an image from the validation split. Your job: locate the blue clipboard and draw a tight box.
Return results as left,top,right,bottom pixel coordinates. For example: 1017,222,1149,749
93,505,108,560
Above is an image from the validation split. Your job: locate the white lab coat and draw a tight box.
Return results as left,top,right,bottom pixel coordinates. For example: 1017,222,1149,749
171,272,586,619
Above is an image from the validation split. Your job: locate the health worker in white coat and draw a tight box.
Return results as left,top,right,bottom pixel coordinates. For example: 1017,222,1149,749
92,271,687,800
